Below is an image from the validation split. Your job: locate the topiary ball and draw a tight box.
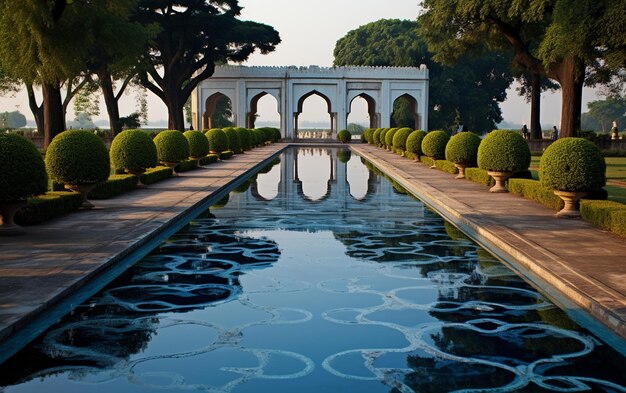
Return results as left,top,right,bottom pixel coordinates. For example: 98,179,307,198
235,128,252,151
204,128,229,153
445,132,481,166
379,128,390,147
540,138,606,192
372,128,383,145
223,127,242,153
153,130,189,164
45,130,110,185
422,130,450,160
478,130,530,172
337,129,351,143
392,128,413,151
406,130,427,156
337,149,352,163
0,133,47,203
250,129,264,146
362,128,373,144
110,129,158,173
270,127,281,142
184,130,210,159
384,128,399,148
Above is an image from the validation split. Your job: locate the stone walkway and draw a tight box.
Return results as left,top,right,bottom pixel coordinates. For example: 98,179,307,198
352,144,626,342
0,144,285,361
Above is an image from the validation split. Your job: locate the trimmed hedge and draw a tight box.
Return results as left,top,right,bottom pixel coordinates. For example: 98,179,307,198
379,128,390,147
507,179,564,210
579,200,626,234
175,159,199,172
223,127,242,153
465,167,495,187
363,128,374,144
420,156,457,174
199,154,219,166
204,128,229,153
445,132,481,167
384,128,399,149
153,130,189,164
45,130,110,186
392,128,413,151
478,130,530,172
337,149,352,163
422,130,450,160
89,174,138,200
184,130,210,159
337,129,351,143
540,137,606,192
236,128,252,151
139,166,173,185
15,192,82,225
110,130,158,173
372,128,383,145
0,133,48,203
220,150,234,160
406,130,427,157
269,127,281,142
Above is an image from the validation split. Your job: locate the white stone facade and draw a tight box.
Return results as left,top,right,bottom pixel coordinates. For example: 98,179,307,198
192,65,429,139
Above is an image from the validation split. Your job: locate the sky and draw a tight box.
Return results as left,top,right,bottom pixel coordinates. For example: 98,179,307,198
0,0,601,129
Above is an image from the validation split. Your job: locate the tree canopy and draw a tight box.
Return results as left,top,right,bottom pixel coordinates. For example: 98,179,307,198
334,19,513,133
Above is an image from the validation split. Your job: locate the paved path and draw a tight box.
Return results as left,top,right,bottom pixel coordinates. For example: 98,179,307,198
353,144,626,342
0,144,285,360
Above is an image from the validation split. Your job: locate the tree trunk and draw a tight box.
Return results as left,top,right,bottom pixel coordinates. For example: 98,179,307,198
97,68,121,135
166,94,185,131
26,84,44,134
42,82,65,148
555,57,585,138
530,73,542,139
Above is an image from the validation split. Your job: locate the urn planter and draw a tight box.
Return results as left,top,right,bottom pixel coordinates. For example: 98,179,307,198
487,171,513,193
65,184,98,209
124,168,147,187
160,161,180,176
454,164,467,179
554,190,587,219
0,201,27,235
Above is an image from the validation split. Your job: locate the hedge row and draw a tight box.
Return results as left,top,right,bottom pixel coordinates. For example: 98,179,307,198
89,174,139,200
580,200,626,235
175,159,199,173
15,192,83,225
507,179,564,211
140,166,174,185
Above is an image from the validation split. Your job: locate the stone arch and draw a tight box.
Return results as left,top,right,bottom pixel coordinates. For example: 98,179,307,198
247,91,280,129
348,93,379,129
294,91,334,138
204,92,234,130
391,93,421,130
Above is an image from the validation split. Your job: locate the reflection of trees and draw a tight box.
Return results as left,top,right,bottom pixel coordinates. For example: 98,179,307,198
0,224,281,386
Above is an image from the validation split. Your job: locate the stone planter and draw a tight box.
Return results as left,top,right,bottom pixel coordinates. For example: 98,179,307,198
429,157,437,169
65,183,97,209
0,201,27,235
124,168,147,187
487,171,513,193
454,163,467,179
554,190,587,218
160,161,180,176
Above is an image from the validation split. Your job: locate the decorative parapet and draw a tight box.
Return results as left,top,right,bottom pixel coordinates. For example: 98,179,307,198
209,64,428,80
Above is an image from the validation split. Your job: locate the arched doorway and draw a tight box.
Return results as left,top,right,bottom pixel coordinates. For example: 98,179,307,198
348,93,378,137
295,91,333,139
204,93,234,130
391,94,420,130
247,92,280,129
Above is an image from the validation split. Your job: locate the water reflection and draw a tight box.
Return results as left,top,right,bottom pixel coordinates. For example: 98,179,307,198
1,148,624,393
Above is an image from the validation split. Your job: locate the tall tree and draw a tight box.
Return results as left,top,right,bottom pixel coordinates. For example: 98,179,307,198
135,0,281,131
334,19,512,133
514,71,559,139
419,0,626,138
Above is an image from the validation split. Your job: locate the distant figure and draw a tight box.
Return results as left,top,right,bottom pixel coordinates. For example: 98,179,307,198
611,120,619,140
551,126,559,140
521,124,529,140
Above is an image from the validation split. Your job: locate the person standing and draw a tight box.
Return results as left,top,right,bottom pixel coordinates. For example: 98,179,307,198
611,120,619,140
551,126,559,140
521,124,529,140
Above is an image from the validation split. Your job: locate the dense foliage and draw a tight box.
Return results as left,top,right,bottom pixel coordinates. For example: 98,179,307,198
223,127,242,153
0,133,47,203
392,128,413,151
445,132,481,166
477,130,530,172
235,128,252,151
110,130,158,172
337,129,351,143
153,130,189,164
45,130,110,185
540,138,606,192
205,128,229,153
184,130,210,159
405,130,427,157
421,131,450,160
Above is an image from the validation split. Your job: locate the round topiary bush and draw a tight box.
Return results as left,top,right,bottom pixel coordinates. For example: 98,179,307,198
385,128,399,149
0,133,47,203
372,128,383,145
45,130,110,185
392,127,413,151
270,127,281,142
337,129,351,143
153,130,189,164
379,128,390,147
422,130,450,160
204,128,229,153
363,128,374,144
110,129,158,173
405,130,427,157
477,130,530,172
223,127,241,153
183,130,210,159
251,128,264,146
540,138,606,192
337,149,352,163
235,128,251,151
445,132,481,166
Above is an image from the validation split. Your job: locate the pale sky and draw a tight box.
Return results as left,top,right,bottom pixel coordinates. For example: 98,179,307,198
0,0,600,129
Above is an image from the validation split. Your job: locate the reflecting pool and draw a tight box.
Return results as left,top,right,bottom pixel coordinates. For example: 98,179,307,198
1,147,625,392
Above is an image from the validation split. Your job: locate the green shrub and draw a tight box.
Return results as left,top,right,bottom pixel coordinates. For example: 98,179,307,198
223,127,241,153
363,128,374,144
251,129,265,146
204,128,229,153
465,167,495,187
269,127,281,142
372,128,383,145
579,200,626,232
337,149,352,163
0,133,47,203
507,179,564,210
611,210,626,236
235,127,252,151
89,174,138,200
477,130,530,172
539,137,606,192
385,128,399,149
418,156,457,174
140,166,173,185
153,130,189,164
422,130,450,160
256,127,275,143
175,159,198,172
406,130,427,157
15,191,82,225
109,129,158,173
199,154,219,166
337,129,351,143
379,128,390,147
233,179,251,193
184,130,210,159
445,132,481,166
219,150,234,160
45,130,110,186
392,127,413,151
